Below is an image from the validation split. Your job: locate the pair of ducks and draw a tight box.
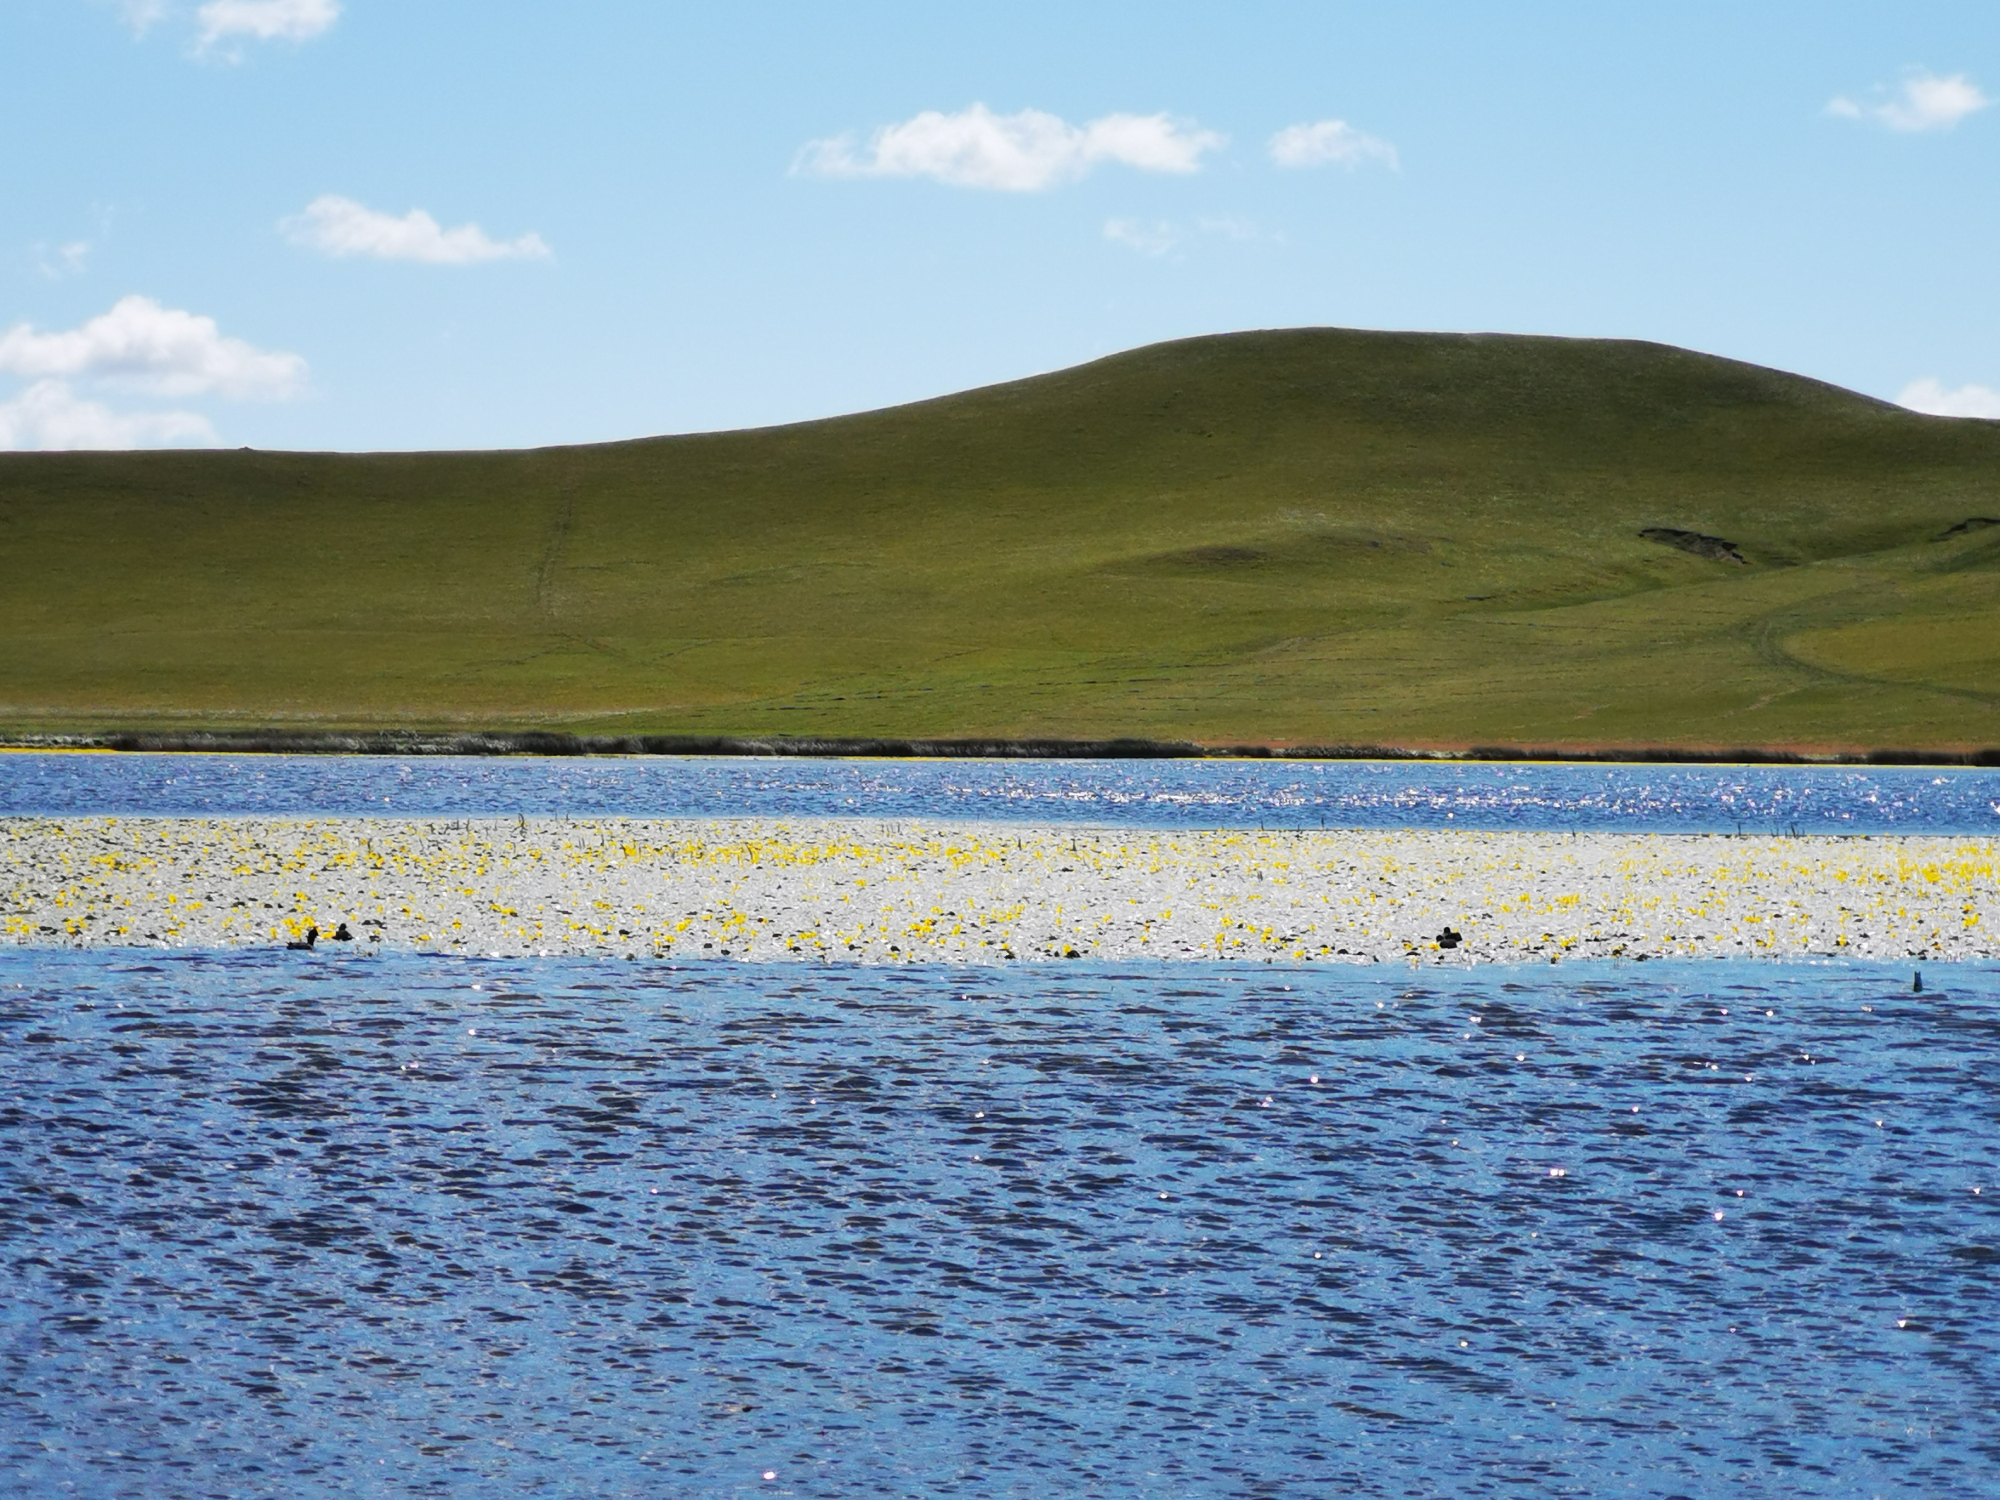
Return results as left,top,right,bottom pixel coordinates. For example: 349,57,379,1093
285,922,353,950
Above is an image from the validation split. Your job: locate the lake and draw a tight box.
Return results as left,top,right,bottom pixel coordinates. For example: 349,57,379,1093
1,756,1996,1497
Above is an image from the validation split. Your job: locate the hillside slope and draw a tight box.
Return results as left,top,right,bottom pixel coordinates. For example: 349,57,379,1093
4,327,1999,750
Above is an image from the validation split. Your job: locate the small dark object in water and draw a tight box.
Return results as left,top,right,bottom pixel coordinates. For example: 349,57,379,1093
331,923,353,941
1639,527,1747,564
1914,971,1923,993
1437,927,1463,949
286,926,318,951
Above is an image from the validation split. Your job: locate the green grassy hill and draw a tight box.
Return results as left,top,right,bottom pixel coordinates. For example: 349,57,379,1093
5,327,1999,751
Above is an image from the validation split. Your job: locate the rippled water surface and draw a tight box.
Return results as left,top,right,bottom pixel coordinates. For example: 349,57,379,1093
3,951,1996,1498
6,752,2000,833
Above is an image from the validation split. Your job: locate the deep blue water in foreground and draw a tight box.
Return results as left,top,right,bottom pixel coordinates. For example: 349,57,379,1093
3,951,1996,1499
6,752,2000,834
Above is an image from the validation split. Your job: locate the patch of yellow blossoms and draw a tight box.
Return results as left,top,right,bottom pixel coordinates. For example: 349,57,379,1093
1,818,1992,965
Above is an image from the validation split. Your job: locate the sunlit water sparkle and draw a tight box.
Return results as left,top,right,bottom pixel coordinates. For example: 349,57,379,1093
4,753,1999,834
2,951,1995,1498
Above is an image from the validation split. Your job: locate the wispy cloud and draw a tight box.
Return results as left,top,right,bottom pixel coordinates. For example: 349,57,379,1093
1268,119,1398,169
0,378,214,450
196,0,339,52
1103,219,1180,256
116,0,172,36
1197,215,1271,242
1828,70,1990,132
797,104,1224,191
34,241,92,280
0,295,305,399
1104,215,1277,257
281,195,552,264
1898,378,2000,419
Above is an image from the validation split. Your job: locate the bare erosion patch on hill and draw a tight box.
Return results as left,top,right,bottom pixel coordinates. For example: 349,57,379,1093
1934,517,2000,541
1639,527,1748,564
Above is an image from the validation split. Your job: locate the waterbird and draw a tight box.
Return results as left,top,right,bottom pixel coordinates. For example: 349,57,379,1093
1437,926,1463,949
285,926,318,951
331,922,353,941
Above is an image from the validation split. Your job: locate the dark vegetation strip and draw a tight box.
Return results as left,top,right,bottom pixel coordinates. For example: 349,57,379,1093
5,729,1997,766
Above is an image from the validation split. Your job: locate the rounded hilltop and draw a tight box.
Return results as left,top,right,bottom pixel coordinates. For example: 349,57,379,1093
3,328,1997,755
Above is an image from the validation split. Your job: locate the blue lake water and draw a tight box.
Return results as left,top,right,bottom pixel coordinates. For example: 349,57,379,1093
5,751,2000,834
4,757,1999,1494
2,951,1996,1499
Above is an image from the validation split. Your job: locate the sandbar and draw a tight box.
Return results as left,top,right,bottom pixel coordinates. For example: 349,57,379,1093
4,816,1994,965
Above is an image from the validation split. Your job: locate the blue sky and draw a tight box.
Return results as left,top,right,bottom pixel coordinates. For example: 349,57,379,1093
4,1,1998,450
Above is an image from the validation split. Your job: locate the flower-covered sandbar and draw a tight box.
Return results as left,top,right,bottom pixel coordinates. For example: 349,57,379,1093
6,816,1992,965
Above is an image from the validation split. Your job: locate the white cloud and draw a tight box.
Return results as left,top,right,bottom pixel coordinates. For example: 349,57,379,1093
1828,70,1991,132
0,378,214,451
1104,218,1180,256
1269,119,1399,169
281,195,553,264
797,104,1224,191
196,0,339,50
0,295,305,399
98,0,336,53
1897,378,2000,419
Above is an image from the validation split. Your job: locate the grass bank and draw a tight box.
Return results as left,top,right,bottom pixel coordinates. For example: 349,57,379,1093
4,327,1998,752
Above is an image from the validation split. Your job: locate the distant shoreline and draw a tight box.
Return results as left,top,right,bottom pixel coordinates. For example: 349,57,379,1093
2,729,1997,766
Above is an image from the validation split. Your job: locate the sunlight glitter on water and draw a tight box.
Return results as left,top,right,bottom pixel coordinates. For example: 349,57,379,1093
4,753,2000,833
1,951,1995,1498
